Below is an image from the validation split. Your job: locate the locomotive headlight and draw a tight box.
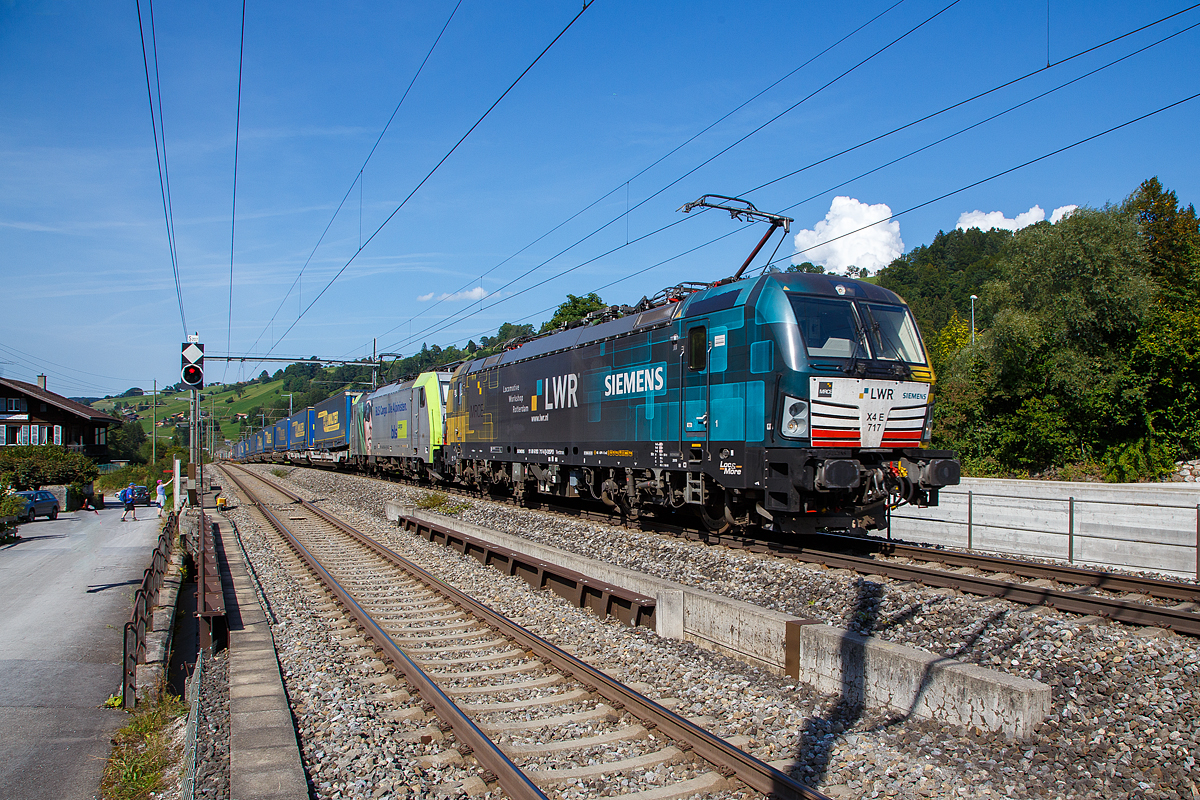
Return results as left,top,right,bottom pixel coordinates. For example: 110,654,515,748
780,396,809,439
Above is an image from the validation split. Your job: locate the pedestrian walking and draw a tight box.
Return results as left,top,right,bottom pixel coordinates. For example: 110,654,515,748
156,478,173,517
120,483,138,522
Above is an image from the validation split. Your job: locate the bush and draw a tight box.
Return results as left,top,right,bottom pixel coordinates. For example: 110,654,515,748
0,491,26,540
0,445,97,490
1103,438,1176,483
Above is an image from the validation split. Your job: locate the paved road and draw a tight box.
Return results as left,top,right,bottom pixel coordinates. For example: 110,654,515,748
0,504,161,800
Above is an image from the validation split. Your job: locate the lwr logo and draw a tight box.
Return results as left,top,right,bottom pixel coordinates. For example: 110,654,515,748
534,374,578,411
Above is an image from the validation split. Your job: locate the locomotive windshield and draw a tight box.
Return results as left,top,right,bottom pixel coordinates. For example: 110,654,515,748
861,302,926,364
788,295,870,359
788,294,926,365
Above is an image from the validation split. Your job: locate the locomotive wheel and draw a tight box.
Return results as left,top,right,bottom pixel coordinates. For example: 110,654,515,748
699,503,730,534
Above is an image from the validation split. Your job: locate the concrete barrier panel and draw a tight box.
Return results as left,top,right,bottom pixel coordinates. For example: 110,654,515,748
893,478,1200,578
393,502,1048,738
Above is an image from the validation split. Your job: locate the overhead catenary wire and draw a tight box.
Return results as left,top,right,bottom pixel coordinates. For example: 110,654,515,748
225,0,248,383
768,91,1200,270
135,0,186,337
362,0,912,354
381,7,1200,354
412,88,1200,356
243,0,467,362
243,0,596,380
370,0,966,356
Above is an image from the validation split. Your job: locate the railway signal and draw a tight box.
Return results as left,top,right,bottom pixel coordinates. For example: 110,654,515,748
181,342,204,388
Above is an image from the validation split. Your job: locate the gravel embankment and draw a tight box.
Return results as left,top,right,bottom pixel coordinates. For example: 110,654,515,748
248,465,1200,800
195,649,230,800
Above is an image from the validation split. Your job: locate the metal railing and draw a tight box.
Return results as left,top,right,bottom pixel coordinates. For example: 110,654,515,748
180,648,204,800
891,487,1200,580
182,509,226,648
121,512,177,708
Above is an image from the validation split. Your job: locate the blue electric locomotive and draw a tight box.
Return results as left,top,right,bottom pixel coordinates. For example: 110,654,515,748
444,271,959,533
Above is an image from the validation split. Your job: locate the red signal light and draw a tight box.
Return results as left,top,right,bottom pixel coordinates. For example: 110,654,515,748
181,363,204,388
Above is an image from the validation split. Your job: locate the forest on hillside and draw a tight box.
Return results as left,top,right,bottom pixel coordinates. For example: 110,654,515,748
877,177,1200,481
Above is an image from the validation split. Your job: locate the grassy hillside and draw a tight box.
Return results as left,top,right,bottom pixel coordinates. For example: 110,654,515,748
93,379,296,444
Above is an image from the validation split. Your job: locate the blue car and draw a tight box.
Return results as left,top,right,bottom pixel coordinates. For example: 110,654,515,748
12,490,59,522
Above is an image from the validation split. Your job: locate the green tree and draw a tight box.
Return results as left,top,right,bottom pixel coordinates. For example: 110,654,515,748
927,310,971,377
786,261,825,274
539,293,605,334
1122,176,1200,306
877,226,1012,334
932,202,1157,475
109,420,148,463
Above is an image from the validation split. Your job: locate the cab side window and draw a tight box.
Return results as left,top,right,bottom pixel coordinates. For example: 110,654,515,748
419,387,426,408
688,326,707,371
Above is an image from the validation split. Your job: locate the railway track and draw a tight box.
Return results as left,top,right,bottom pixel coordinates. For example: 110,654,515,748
219,463,830,800
254,461,1200,637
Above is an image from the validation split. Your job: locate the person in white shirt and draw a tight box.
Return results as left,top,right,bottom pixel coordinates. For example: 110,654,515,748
156,478,173,517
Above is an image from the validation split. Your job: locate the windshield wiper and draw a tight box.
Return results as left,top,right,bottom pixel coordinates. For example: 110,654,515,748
861,306,912,379
842,311,871,377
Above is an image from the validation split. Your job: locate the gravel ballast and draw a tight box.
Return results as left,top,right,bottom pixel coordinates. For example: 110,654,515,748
233,465,1199,799
195,649,230,800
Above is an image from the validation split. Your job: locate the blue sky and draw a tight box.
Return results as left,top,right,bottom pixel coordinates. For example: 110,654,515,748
2,0,1198,397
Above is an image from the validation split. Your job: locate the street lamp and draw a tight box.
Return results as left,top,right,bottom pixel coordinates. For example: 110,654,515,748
969,295,978,345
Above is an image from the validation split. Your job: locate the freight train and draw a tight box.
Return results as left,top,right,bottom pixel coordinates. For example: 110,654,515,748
234,271,960,535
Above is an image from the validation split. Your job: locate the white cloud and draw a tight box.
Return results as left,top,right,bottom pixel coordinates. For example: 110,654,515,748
792,196,903,275
1050,205,1077,223
417,286,489,302
956,204,1078,232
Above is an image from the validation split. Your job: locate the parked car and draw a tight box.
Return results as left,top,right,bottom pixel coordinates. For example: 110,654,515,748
133,485,151,505
12,490,59,521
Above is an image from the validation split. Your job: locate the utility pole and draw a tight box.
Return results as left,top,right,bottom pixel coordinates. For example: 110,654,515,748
372,338,377,390
282,393,294,418
151,379,156,465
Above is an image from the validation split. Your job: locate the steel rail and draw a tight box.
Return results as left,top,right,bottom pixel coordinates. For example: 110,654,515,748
309,462,1200,604
235,460,1200,634
227,464,832,800
221,466,550,800
778,546,1200,635
811,533,1200,602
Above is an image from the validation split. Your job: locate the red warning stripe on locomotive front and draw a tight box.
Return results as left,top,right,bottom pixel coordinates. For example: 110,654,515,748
881,431,923,445
812,428,861,447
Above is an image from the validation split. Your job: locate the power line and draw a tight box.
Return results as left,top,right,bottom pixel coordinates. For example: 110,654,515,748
431,91,1200,353
248,0,596,375
244,0,466,362
371,0,964,356
770,91,1200,269
374,0,964,352
225,0,248,382
382,6,1200,353
135,0,186,336
745,2,1200,197
362,0,912,355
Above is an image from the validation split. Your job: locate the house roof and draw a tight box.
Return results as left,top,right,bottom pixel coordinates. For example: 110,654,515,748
0,378,120,424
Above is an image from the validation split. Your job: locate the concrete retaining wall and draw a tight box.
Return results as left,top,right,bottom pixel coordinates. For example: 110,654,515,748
387,501,1049,738
891,478,1200,579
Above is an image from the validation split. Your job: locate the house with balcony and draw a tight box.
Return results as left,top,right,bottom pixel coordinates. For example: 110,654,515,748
0,375,120,462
